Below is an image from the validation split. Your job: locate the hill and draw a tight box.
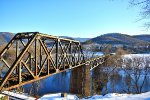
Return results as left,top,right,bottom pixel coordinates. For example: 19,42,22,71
133,34,150,42
0,32,149,46
84,33,149,46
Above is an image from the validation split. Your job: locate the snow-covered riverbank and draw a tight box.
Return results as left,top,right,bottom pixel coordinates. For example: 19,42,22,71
38,91,150,100
2,91,150,100
82,92,150,100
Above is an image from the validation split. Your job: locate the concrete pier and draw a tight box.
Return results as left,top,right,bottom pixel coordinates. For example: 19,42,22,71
70,64,91,96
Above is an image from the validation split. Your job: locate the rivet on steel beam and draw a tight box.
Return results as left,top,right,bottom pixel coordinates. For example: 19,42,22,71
69,65,72,69
56,69,59,72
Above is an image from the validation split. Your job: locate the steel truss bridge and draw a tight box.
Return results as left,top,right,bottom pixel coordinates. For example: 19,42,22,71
0,32,108,92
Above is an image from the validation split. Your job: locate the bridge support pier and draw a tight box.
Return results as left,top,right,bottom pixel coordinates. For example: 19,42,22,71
70,64,91,97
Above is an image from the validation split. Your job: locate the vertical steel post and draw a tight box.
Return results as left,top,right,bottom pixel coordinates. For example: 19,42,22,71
16,40,19,60
80,44,85,63
69,41,72,68
30,53,32,70
18,62,22,83
47,58,50,75
56,39,59,70
35,38,37,76
78,43,80,64
16,40,19,74
40,43,42,67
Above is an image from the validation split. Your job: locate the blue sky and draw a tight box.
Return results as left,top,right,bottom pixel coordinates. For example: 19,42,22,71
0,0,149,38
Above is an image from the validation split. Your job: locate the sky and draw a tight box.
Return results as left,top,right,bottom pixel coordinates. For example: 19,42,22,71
0,0,149,38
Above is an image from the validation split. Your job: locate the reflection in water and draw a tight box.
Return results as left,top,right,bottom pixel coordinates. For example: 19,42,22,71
24,70,71,96
24,69,150,97
106,72,150,94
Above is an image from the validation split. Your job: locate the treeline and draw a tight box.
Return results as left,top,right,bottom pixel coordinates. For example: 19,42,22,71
82,43,150,54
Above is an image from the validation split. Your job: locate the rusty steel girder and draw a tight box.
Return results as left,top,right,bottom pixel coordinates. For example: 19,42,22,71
0,32,108,91
0,32,85,91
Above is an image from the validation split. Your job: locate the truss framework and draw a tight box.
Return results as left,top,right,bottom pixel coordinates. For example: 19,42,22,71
0,32,107,91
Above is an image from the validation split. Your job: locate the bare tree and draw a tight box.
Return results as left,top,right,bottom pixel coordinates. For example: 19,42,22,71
130,0,150,28
122,56,150,93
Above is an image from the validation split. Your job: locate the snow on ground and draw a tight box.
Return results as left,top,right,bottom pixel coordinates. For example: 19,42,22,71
123,54,150,58
82,92,150,100
39,92,150,100
2,91,36,100
39,93,79,100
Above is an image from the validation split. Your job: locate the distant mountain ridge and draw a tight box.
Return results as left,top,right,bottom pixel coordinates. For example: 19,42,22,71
0,32,15,45
59,36,91,42
133,35,150,42
0,32,149,46
0,33,90,44
73,37,91,42
84,33,150,46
